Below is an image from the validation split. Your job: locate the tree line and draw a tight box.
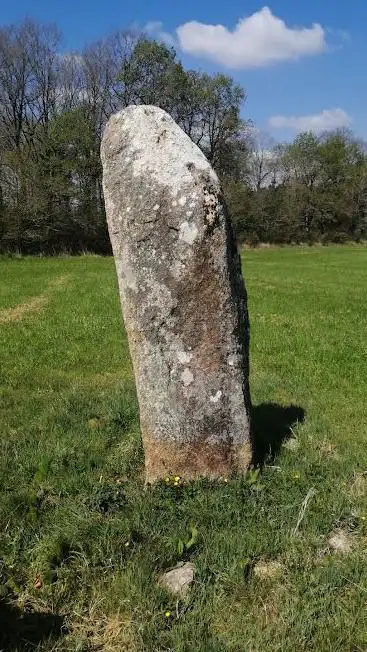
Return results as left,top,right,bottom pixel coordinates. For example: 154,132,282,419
0,19,366,253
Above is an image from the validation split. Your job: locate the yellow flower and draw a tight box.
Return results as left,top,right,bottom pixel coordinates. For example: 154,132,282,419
361,516,366,521
165,477,170,483
124,541,130,547
173,481,179,486
174,476,181,482
165,611,171,618
293,472,300,479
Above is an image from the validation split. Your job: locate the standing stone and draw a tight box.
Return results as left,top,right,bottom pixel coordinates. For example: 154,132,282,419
101,105,251,483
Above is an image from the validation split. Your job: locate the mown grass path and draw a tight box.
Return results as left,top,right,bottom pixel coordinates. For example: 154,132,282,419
0,247,366,651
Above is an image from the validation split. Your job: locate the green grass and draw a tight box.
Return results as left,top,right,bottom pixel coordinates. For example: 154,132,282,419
0,246,366,651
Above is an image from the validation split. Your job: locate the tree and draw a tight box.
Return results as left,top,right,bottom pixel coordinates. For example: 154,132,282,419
245,130,277,190
193,73,246,173
316,130,367,240
1,16,367,252
117,38,189,116
0,20,61,150
117,42,247,176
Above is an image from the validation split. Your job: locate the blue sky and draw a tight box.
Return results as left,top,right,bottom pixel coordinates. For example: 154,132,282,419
2,1,366,140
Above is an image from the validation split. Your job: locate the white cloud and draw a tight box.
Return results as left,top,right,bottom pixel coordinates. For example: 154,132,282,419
268,108,352,133
143,21,176,47
176,6,326,68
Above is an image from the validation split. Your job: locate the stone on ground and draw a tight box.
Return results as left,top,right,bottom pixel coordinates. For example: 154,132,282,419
101,105,251,483
283,437,299,451
253,560,283,580
328,529,353,553
159,562,195,597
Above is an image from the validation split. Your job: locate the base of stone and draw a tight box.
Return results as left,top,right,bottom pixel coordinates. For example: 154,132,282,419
144,435,252,484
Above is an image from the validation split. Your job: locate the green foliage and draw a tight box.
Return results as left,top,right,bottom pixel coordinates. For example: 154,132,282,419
2,20,366,252
119,38,188,115
229,129,367,244
177,524,199,558
0,22,247,254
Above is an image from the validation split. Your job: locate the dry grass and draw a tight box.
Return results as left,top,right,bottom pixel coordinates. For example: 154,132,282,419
253,560,284,580
47,274,72,290
350,472,367,498
0,274,71,324
69,608,140,652
0,294,49,323
317,439,340,459
213,581,288,652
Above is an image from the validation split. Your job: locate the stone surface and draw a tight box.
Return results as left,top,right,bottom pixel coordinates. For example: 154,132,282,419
283,437,299,451
253,560,283,580
328,529,353,554
159,562,195,597
101,105,251,482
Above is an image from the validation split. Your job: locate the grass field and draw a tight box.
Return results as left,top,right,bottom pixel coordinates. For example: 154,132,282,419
0,246,366,651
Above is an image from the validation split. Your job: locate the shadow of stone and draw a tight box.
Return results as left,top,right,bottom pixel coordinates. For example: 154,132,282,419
0,600,65,651
251,402,306,467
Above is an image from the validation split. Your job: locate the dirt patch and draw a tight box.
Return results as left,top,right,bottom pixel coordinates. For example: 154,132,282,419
0,275,71,325
143,428,251,483
69,611,139,652
47,274,72,289
318,439,340,459
253,560,284,581
0,295,49,324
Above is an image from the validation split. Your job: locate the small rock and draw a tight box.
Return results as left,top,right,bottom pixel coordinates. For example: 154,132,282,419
253,560,283,580
159,562,195,597
284,437,299,451
34,577,42,589
328,529,353,554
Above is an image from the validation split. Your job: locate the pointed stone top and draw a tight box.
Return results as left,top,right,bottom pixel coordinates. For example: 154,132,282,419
101,105,218,198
